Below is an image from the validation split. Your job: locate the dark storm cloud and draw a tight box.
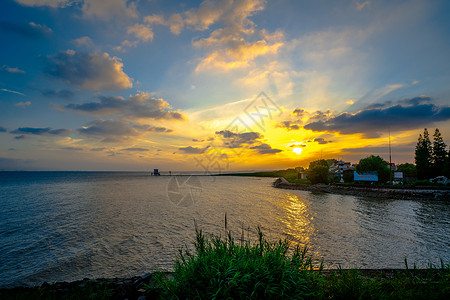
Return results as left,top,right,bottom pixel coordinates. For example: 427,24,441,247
304,98,450,138
249,143,282,154
63,94,185,120
0,21,52,38
44,50,132,91
41,89,74,99
10,127,71,136
178,146,210,154
215,130,262,148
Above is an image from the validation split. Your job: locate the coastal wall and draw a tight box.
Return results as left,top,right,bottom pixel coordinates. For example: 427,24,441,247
273,178,450,201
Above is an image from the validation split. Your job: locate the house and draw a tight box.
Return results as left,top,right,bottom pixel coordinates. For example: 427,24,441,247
298,172,308,179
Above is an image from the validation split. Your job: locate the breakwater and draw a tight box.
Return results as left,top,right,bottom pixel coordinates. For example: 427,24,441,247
273,177,450,201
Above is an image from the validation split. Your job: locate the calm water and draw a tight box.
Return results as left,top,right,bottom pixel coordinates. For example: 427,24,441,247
0,172,449,288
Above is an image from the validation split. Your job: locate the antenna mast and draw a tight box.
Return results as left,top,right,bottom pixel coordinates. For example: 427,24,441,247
389,127,392,185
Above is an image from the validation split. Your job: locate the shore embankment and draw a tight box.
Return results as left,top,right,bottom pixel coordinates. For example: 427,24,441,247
273,177,450,201
2,269,449,299
0,273,160,299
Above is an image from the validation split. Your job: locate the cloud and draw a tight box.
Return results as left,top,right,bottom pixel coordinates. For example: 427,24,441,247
195,39,283,71
122,147,149,152
127,24,154,42
78,119,172,142
28,22,52,34
215,130,262,148
292,108,305,116
1,88,25,96
90,147,105,151
151,0,280,71
289,143,307,148
44,50,132,91
167,14,184,35
0,21,52,38
313,137,332,144
0,157,34,171
11,127,71,136
304,96,450,138
343,146,413,154
79,119,138,138
0,126,7,132
41,89,74,99
1,65,26,74
64,93,185,120
113,40,139,52
15,135,26,140
14,0,73,8
276,121,301,131
355,1,370,11
249,143,282,154
144,14,165,25
62,146,83,151
178,146,210,154
14,101,31,107
72,36,95,49
81,0,138,20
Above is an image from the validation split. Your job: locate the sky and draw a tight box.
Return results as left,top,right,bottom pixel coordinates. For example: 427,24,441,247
1,0,450,172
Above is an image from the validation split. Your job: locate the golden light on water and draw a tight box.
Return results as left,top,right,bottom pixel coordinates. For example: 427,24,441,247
281,194,315,247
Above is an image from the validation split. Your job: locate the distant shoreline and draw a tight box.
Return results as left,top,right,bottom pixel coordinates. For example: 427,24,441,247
273,177,450,201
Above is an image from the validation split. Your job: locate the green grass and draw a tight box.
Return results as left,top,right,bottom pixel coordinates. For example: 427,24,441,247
148,225,450,299
148,226,321,299
228,169,311,184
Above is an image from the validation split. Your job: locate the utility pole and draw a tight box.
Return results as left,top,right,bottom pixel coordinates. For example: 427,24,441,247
389,127,392,185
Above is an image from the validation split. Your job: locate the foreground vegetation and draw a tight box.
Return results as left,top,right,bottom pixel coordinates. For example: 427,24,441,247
225,169,311,184
2,227,449,299
147,227,450,299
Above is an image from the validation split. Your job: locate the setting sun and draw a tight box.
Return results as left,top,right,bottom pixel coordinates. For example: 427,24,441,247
293,147,303,155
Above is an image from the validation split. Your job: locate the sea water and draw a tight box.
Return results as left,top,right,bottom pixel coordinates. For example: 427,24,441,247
0,172,449,287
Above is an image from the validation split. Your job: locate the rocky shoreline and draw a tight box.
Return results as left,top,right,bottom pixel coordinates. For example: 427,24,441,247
273,177,450,201
1,269,448,299
0,273,163,300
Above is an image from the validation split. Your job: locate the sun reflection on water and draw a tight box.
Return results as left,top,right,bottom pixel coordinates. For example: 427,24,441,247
280,193,320,259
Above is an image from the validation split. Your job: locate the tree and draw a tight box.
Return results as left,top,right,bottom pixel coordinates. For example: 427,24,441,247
355,155,390,183
397,163,417,177
307,159,329,184
443,149,450,178
432,128,447,177
415,128,433,179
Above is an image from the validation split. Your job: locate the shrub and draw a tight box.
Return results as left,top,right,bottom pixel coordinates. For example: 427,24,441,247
149,227,321,299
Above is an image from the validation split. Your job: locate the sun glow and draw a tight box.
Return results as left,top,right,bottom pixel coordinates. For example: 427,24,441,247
292,147,303,155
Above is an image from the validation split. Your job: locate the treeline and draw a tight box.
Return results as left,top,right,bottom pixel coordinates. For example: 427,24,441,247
306,128,450,184
415,128,450,179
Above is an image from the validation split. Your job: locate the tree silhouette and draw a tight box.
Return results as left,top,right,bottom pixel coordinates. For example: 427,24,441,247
432,128,447,176
415,128,433,179
355,155,390,183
